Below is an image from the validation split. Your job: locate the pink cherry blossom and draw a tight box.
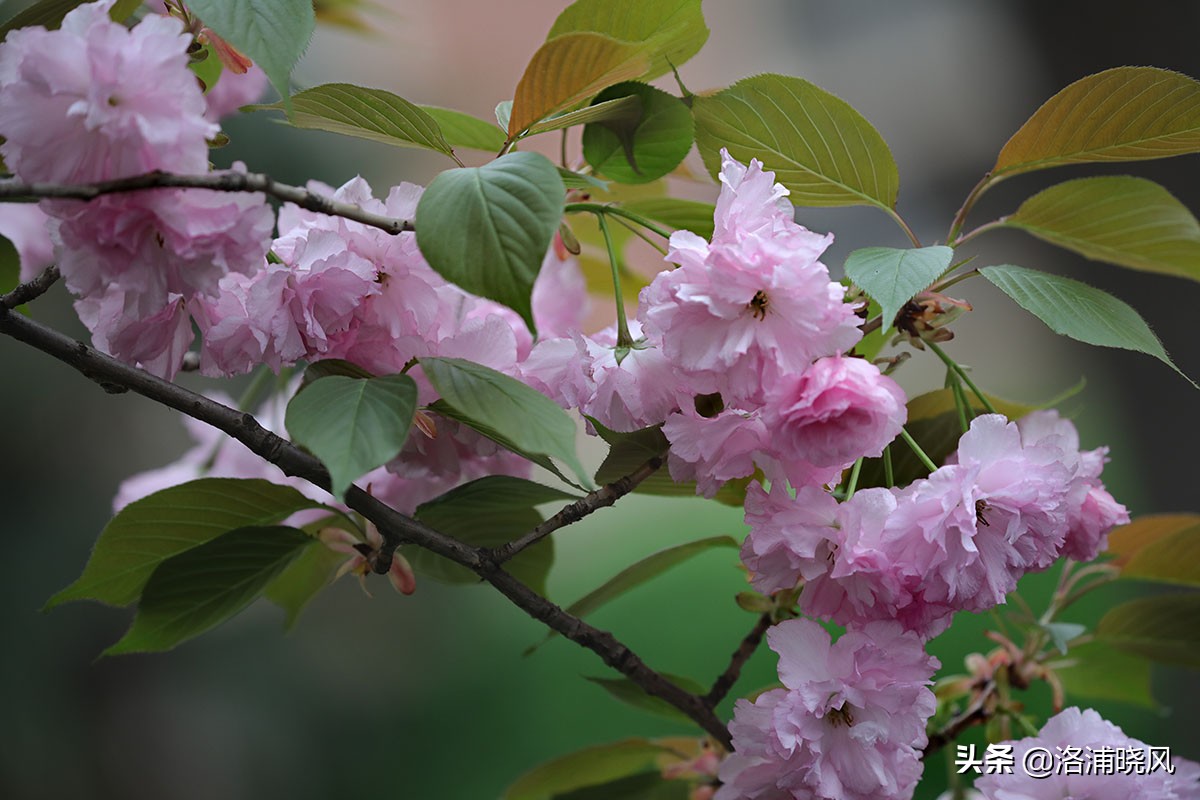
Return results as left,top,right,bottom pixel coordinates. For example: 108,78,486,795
662,407,771,497
762,355,907,487
0,0,214,184
0,204,55,282
741,482,840,594
974,707,1200,800
716,619,937,800
204,64,269,121
639,151,861,404
75,288,194,379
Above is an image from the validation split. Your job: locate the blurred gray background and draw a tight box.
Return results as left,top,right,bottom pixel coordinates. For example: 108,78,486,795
1,1,1198,798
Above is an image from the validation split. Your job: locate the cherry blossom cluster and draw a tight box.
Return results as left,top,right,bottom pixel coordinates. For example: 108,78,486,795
523,150,907,495
0,7,1171,800
715,619,938,800
0,0,273,378
744,410,1129,640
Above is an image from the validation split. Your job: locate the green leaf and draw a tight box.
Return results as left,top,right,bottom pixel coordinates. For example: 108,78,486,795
509,32,652,139
1,0,139,40
189,43,224,94
47,479,321,609
249,83,456,159
263,515,349,630
0,234,23,315
419,106,506,152
1001,176,1200,283
995,67,1200,178
591,420,746,506
285,374,418,498
585,674,707,723
857,388,1033,489
503,738,670,800
693,73,899,209
297,358,375,393
404,476,577,594
558,169,610,192
582,82,693,184
1039,621,1087,655
185,0,315,113
980,264,1194,387
547,0,709,82
1097,593,1200,668
621,198,715,240
105,526,311,655
844,246,953,332
526,536,736,654
1113,517,1200,588
553,772,688,800
1055,641,1158,709
526,93,643,138
420,357,590,487
415,151,565,330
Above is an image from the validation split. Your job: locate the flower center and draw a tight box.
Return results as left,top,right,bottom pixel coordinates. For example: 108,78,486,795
975,499,991,528
826,704,855,727
748,289,770,320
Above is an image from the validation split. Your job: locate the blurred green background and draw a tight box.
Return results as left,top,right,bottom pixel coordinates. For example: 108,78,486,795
2,1,1199,798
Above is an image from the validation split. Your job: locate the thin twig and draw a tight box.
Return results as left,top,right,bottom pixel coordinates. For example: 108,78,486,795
923,679,997,758
0,303,731,748
1,265,60,309
0,172,415,236
705,613,772,708
491,454,665,563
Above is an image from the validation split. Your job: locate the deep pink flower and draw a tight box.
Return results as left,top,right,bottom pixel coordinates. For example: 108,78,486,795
0,0,214,183
717,619,937,800
762,355,907,487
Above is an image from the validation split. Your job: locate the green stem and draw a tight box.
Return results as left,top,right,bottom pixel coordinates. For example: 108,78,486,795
948,371,972,433
612,214,667,256
565,202,672,239
882,445,894,488
927,341,997,414
597,213,635,348
930,267,980,294
885,206,922,248
954,220,1004,248
946,173,993,245
899,427,938,473
843,458,864,501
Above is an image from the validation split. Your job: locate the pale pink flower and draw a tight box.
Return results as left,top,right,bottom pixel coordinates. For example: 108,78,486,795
75,288,194,379
0,0,214,183
51,165,273,310
639,152,861,404
204,64,268,121
741,482,840,594
1015,410,1129,562
662,407,771,497
0,204,55,282
975,707,1200,800
717,619,937,800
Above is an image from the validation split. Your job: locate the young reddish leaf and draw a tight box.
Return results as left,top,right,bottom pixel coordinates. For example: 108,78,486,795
508,32,651,138
995,67,1200,177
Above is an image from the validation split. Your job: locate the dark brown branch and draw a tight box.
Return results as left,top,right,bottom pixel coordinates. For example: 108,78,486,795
923,679,997,758
490,454,665,563
0,172,415,236
0,301,730,748
1,265,60,309
705,613,772,708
